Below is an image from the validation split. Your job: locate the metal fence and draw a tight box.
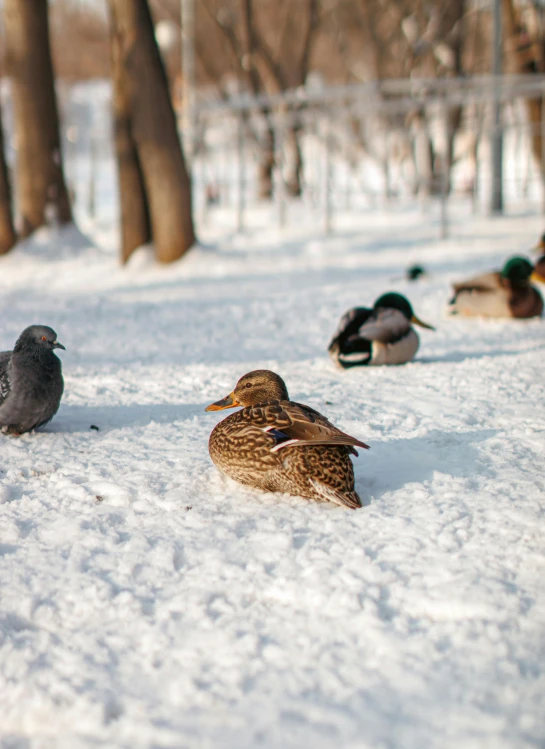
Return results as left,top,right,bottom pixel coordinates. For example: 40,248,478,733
3,74,542,239
189,74,545,237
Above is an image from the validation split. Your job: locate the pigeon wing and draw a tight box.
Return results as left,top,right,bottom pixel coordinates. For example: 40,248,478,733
0,352,11,406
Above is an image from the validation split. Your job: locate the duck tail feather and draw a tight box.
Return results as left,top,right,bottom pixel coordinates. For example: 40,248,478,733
310,480,362,510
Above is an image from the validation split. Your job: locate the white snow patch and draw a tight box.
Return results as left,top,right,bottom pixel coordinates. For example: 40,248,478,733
0,204,544,749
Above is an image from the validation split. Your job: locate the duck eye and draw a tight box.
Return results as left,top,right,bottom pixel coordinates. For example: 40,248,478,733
41,336,47,341
245,382,252,388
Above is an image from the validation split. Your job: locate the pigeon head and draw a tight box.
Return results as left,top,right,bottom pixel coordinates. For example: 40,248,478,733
14,325,66,353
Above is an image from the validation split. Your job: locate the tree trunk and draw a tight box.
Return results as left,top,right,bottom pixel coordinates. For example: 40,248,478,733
503,0,545,181
285,124,303,198
258,123,275,200
108,0,195,263
4,0,72,237
0,100,16,255
109,5,151,263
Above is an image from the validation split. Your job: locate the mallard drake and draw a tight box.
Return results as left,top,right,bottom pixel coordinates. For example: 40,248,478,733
406,264,427,281
328,292,435,369
530,236,545,284
205,370,369,509
448,256,543,318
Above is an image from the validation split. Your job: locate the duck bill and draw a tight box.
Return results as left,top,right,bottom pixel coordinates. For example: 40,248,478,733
530,270,545,283
53,341,66,350
411,314,435,331
205,391,241,411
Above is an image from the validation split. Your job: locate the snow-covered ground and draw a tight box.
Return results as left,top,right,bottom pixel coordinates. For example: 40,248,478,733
0,204,544,749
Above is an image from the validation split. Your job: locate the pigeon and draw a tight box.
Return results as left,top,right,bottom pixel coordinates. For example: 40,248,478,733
0,325,65,435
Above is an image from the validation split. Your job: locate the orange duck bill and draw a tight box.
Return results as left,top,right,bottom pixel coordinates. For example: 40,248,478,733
411,314,435,330
205,391,241,411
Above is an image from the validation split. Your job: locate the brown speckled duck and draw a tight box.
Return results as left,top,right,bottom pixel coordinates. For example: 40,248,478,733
205,370,369,509
448,256,543,319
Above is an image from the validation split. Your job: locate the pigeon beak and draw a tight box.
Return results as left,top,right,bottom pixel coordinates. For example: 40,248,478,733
205,391,240,411
53,341,66,350
411,314,435,331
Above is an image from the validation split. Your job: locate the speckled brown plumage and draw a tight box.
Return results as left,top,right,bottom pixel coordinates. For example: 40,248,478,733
206,370,369,509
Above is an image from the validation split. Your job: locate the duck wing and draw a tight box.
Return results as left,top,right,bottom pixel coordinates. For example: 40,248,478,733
247,400,370,454
357,308,411,344
451,271,501,296
328,307,373,351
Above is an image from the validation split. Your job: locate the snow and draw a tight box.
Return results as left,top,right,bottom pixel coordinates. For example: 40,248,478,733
1,204,544,749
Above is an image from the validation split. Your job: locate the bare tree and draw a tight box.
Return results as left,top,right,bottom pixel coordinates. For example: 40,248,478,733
0,99,16,255
201,0,319,198
49,0,110,82
108,0,195,263
503,0,545,182
4,0,72,236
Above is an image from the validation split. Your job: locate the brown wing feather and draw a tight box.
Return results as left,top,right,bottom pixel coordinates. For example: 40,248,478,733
273,401,370,451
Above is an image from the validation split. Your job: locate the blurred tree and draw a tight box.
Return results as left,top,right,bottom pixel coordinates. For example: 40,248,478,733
503,0,545,184
49,0,110,81
4,0,72,236
0,100,16,255
108,0,195,263
203,0,319,197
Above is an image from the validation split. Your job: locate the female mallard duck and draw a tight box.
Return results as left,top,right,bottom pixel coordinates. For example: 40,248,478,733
448,256,543,318
205,370,369,509
328,292,434,369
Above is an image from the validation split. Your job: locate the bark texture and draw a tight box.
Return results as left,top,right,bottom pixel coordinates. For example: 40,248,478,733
4,0,72,236
108,0,195,263
0,100,16,255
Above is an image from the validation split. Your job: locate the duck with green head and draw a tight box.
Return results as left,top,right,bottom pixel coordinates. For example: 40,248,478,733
448,256,543,318
328,292,435,369
205,370,369,509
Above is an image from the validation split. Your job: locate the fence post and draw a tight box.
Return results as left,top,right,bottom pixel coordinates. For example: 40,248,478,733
440,97,450,239
490,0,503,214
88,129,97,219
541,95,545,214
274,109,287,229
236,111,245,232
324,116,332,235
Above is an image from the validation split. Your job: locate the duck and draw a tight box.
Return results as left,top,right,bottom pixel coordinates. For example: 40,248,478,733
405,264,427,281
328,292,435,369
531,235,545,284
448,256,543,318
205,370,369,509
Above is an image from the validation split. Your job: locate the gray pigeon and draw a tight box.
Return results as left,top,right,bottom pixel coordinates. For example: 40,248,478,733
0,325,65,435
